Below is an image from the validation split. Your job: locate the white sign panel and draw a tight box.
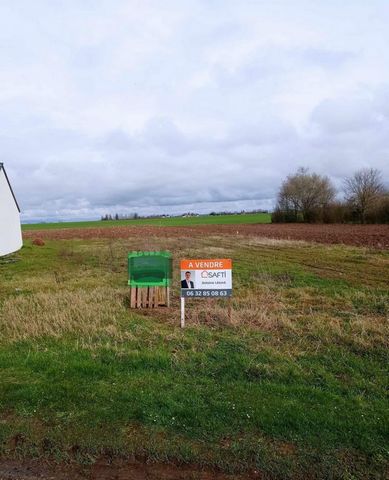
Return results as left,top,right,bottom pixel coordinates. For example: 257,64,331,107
180,258,232,298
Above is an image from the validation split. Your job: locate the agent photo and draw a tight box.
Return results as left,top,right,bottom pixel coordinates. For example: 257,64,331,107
181,270,195,288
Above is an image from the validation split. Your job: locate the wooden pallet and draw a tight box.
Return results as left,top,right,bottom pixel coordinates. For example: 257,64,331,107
130,286,170,308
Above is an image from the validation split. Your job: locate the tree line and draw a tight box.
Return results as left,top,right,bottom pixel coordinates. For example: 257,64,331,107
272,167,388,224
101,213,139,221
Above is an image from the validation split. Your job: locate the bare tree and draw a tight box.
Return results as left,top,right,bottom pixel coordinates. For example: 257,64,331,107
344,168,384,223
275,168,336,222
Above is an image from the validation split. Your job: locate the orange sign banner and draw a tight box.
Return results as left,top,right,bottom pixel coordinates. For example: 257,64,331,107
180,258,232,270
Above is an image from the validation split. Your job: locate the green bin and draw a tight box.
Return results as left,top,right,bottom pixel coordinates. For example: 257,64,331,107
128,251,172,287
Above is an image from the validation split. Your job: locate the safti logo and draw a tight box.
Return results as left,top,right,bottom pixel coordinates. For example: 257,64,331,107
201,271,226,278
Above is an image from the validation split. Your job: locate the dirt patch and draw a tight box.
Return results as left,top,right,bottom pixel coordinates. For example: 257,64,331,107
0,459,261,480
31,238,45,246
23,224,389,249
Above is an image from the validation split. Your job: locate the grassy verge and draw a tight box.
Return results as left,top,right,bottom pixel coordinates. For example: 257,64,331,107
0,235,388,479
21,213,271,230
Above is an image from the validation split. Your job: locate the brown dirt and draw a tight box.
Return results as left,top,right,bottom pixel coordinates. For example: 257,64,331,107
23,224,389,249
0,458,261,480
31,238,45,246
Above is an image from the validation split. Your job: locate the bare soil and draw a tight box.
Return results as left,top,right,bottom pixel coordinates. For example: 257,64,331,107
23,224,389,249
0,459,260,480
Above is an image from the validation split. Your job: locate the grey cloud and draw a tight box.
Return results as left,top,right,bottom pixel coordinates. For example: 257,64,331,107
210,46,355,90
140,117,193,155
1,1,388,222
310,97,379,134
300,48,355,68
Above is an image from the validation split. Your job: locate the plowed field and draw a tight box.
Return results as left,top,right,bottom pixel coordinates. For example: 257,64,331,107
23,223,389,248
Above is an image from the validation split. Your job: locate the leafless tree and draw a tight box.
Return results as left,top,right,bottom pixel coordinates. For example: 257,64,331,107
276,168,336,222
344,168,384,223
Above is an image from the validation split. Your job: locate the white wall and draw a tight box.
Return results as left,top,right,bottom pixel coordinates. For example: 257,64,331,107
0,168,23,256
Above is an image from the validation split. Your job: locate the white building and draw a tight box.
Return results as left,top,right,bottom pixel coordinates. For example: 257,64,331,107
0,163,22,256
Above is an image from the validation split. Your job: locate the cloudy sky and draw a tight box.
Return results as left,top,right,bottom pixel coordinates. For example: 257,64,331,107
1,0,389,222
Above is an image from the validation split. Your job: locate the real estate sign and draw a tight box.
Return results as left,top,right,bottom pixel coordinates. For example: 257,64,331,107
180,258,232,298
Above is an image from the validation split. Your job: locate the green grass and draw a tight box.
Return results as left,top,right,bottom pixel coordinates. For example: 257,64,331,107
0,235,388,478
22,212,271,230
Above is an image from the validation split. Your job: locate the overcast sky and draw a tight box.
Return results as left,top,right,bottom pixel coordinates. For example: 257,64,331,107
1,0,389,222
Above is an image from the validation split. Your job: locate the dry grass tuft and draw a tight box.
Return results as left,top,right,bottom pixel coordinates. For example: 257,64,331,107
185,286,388,351
244,237,311,247
0,287,131,342
187,286,290,331
230,288,289,329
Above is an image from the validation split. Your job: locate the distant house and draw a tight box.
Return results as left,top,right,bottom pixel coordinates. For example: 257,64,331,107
0,163,22,256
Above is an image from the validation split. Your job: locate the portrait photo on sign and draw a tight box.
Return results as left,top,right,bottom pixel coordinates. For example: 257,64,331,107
181,270,195,289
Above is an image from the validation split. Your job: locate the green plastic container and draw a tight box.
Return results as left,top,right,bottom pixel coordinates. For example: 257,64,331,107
128,251,172,287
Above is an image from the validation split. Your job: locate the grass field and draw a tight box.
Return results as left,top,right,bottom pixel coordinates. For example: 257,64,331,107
0,233,388,479
22,212,271,230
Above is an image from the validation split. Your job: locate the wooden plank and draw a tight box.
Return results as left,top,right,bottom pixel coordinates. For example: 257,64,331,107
166,287,170,307
146,287,150,307
156,287,161,306
138,287,142,308
137,287,141,308
152,287,156,308
158,287,165,306
130,287,136,308
129,285,171,309
135,287,140,308
142,287,147,308
148,287,152,308
139,287,144,308
150,287,154,308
